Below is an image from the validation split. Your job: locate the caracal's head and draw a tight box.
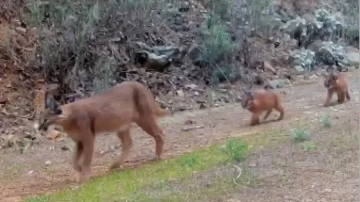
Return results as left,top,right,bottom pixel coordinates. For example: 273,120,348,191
37,89,63,132
239,90,254,110
323,71,338,89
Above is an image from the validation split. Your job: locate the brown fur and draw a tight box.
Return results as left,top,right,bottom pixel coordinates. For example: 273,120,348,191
240,88,284,126
323,71,350,107
37,81,168,183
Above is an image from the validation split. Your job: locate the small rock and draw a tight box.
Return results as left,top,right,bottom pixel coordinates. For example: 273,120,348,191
195,97,206,104
185,84,197,90
263,61,277,74
15,27,27,34
46,129,61,140
199,103,207,109
323,188,332,193
267,79,291,89
178,2,190,12
347,50,359,68
308,39,323,52
184,119,195,125
45,160,51,166
283,34,291,41
176,90,185,97
294,65,305,72
222,96,230,103
182,125,204,131
28,170,34,175
308,74,318,80
235,96,242,102
0,96,7,104
178,106,187,111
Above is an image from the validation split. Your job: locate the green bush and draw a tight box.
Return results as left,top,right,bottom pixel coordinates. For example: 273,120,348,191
201,17,237,65
320,114,332,128
290,127,311,143
221,138,249,162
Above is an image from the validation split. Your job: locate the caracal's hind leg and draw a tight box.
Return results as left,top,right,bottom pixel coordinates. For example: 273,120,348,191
263,109,273,120
110,129,133,170
137,116,164,161
345,90,351,101
73,141,83,172
337,92,345,104
274,104,284,121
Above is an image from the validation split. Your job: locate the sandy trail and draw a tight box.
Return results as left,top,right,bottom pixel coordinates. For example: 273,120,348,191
0,70,358,200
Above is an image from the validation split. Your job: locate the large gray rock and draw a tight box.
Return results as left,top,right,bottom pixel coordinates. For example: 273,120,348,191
317,41,351,70
133,42,186,71
291,42,355,72
280,9,345,47
291,49,316,71
346,48,359,68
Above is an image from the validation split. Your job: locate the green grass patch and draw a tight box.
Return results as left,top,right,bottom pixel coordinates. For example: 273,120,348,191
290,127,311,143
25,130,288,202
126,166,258,202
302,141,317,152
221,138,249,162
320,114,332,128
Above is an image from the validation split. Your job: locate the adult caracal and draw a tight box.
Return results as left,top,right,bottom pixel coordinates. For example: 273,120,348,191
38,81,168,183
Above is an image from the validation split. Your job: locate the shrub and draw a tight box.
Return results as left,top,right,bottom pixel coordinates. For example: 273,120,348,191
201,16,237,65
302,141,317,151
25,0,157,97
320,114,332,128
221,138,249,162
290,127,311,143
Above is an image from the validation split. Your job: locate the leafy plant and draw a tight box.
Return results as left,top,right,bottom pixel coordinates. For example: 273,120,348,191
201,19,237,65
208,0,231,21
302,141,317,151
320,114,332,128
221,138,249,162
181,153,201,168
290,127,311,143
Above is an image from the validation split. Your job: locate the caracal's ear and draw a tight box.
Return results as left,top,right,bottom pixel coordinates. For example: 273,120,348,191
329,70,338,79
244,90,253,99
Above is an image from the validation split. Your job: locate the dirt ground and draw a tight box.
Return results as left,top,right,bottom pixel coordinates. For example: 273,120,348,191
220,116,358,202
0,70,359,201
